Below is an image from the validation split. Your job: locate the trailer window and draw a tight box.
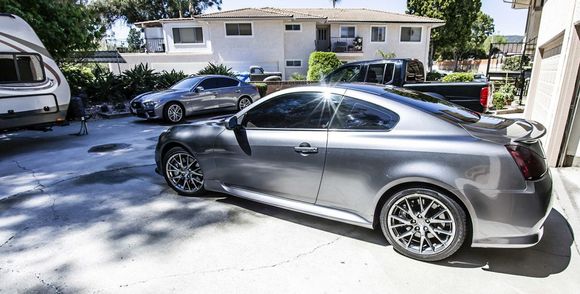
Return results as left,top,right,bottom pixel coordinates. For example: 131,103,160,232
0,53,45,83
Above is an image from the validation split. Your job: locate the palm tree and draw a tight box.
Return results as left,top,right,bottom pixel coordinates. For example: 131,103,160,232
331,0,341,8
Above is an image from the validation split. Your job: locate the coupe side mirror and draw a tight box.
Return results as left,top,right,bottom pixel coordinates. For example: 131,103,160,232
194,86,204,93
225,116,240,130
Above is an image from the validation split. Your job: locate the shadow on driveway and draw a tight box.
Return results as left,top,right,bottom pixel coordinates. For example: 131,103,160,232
220,197,574,278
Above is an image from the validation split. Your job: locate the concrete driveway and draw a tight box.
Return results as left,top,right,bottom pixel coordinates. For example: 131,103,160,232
1,116,579,293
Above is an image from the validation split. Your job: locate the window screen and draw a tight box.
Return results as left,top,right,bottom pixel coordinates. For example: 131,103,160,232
371,27,386,42
285,24,301,31
400,27,422,42
172,27,203,43
340,26,356,38
226,23,253,36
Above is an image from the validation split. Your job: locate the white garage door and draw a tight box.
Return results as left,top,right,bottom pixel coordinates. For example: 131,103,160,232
530,41,563,130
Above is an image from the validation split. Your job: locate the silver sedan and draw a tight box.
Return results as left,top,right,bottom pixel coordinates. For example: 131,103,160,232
130,75,260,123
154,84,552,261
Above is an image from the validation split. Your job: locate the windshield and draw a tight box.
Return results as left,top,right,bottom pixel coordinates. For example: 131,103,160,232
384,86,481,123
171,77,202,90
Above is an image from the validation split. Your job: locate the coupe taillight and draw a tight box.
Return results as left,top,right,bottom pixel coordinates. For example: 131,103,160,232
506,145,547,180
480,86,489,110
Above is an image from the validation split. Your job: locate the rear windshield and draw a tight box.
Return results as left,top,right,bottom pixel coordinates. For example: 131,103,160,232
383,86,481,123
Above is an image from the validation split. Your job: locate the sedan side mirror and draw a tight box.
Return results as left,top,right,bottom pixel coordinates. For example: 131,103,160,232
194,86,204,93
225,116,240,130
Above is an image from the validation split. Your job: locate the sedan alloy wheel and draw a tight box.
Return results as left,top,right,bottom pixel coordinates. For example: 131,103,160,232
163,147,205,196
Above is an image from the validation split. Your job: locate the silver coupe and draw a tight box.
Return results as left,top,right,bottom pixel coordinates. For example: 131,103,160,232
130,75,260,123
154,84,552,261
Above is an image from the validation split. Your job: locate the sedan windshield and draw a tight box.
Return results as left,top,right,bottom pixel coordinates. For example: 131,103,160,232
171,77,203,90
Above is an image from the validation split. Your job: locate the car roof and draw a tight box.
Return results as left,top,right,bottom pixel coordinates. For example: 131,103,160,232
339,58,414,66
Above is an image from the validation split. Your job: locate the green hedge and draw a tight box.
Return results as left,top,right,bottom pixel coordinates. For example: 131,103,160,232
441,72,475,83
61,63,189,105
252,83,268,97
307,52,342,81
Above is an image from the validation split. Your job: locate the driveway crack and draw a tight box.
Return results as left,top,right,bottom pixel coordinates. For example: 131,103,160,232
110,236,342,290
12,160,46,191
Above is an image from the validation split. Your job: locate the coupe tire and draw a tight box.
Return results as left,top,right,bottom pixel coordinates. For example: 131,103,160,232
162,147,206,197
379,187,467,261
237,96,253,110
163,102,185,124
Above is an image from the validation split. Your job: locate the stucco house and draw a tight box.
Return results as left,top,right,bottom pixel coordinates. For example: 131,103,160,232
510,0,580,167
118,7,444,79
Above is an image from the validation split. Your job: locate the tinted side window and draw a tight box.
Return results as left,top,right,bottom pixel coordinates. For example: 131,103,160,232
243,92,342,129
199,78,217,90
365,64,386,84
216,77,239,88
330,97,399,130
384,63,395,84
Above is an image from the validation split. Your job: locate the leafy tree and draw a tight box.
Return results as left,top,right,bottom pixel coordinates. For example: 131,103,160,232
126,27,143,52
482,35,508,54
92,0,222,24
376,49,396,59
407,0,483,70
0,0,105,63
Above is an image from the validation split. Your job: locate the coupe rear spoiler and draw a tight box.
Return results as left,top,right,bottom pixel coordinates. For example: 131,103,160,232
512,119,546,143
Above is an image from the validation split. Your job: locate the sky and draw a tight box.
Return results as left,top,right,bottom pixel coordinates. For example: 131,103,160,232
110,0,528,41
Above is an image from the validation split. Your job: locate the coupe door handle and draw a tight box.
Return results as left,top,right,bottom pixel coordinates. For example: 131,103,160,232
294,142,318,154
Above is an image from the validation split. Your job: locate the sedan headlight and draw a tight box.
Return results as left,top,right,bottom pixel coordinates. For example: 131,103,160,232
143,101,157,108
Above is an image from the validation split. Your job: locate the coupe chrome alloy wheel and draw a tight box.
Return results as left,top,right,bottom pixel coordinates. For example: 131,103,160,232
387,194,456,255
167,104,183,122
238,97,252,110
165,152,203,193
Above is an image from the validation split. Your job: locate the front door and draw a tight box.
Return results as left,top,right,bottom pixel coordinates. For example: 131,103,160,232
184,77,219,112
213,91,343,203
316,26,330,51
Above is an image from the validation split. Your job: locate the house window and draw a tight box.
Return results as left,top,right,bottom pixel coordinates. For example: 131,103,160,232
285,24,301,31
0,53,45,83
340,26,356,38
371,26,386,42
172,27,203,44
400,27,422,42
285,60,302,67
225,23,253,36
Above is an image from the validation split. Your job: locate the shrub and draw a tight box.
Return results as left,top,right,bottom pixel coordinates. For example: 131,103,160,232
307,52,342,81
502,55,531,71
86,66,124,104
426,71,444,81
492,92,506,110
156,70,189,89
61,64,95,96
441,72,474,83
290,72,307,81
198,62,235,77
252,83,268,97
121,63,158,99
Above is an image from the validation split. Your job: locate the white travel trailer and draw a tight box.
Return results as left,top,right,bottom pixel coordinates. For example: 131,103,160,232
0,13,70,131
